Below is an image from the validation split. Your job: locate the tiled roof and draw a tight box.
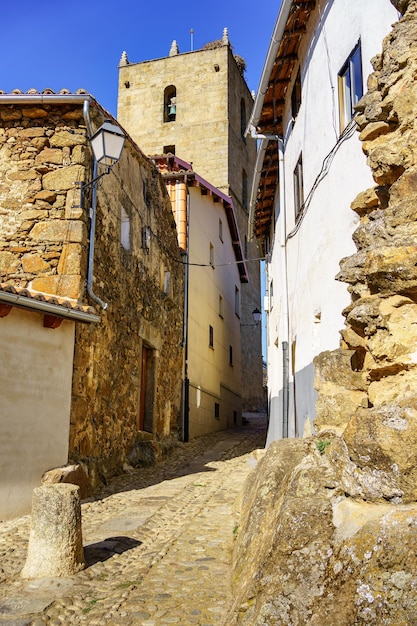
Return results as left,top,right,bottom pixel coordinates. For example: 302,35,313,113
0,88,90,95
0,283,100,323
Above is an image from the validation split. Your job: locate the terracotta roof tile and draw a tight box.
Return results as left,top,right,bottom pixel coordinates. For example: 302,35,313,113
0,283,97,316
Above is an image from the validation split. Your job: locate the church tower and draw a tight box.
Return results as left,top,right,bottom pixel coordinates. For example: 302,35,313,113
117,29,263,411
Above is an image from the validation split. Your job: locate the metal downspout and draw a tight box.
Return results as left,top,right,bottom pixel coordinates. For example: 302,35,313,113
182,175,190,442
248,131,290,438
83,100,108,310
277,137,290,438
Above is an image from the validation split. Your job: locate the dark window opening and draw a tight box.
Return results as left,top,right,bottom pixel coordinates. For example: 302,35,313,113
242,169,248,211
240,98,247,140
291,69,302,123
294,154,304,218
209,325,214,348
214,402,220,420
163,145,176,155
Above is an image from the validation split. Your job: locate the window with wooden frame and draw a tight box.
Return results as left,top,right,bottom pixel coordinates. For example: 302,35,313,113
338,42,363,131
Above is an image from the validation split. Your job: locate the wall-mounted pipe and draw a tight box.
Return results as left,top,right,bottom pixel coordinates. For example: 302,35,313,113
83,99,108,310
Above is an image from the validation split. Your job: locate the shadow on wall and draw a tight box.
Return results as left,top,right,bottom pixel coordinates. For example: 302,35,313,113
266,361,317,445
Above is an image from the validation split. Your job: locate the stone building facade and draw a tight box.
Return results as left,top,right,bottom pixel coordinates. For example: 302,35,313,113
117,31,264,411
0,92,184,500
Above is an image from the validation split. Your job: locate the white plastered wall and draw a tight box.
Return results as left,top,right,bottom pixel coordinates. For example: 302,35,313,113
0,307,75,520
266,0,399,444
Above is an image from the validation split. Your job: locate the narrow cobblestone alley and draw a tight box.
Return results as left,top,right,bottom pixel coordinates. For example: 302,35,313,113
0,414,266,626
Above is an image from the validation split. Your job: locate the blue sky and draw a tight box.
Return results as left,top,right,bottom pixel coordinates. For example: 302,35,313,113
1,0,279,117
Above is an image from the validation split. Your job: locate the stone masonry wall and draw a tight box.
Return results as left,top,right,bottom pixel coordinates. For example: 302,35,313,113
0,98,184,488
229,4,417,624
0,100,91,297
70,140,184,486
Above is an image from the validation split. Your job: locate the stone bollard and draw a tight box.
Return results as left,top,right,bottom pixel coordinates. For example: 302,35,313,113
21,483,85,579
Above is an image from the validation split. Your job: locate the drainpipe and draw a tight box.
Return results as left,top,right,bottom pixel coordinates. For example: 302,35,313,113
277,138,290,438
248,129,290,439
83,100,108,310
181,175,190,442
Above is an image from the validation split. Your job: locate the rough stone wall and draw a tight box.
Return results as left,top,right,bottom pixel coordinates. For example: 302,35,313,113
70,141,184,485
0,100,184,488
0,102,91,297
228,4,417,624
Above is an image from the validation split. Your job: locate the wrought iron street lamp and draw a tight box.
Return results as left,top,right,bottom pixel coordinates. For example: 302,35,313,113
90,120,126,168
241,308,262,327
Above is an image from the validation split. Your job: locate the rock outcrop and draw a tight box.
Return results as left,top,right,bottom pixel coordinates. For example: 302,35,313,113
229,3,417,624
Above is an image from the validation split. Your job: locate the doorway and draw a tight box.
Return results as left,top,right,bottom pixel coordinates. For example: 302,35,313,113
138,345,154,433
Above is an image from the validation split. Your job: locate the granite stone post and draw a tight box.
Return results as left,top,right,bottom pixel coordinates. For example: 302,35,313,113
21,483,85,579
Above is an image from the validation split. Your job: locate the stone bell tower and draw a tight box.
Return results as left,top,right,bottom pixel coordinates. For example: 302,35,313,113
117,28,264,411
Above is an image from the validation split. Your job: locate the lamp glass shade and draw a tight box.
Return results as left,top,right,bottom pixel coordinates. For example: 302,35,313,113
90,121,126,167
252,308,262,323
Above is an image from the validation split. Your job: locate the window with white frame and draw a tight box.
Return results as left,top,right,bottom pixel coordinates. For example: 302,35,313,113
338,42,363,131
293,154,304,218
120,206,130,251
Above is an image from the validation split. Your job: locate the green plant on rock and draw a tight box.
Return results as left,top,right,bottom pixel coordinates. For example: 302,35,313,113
316,440,331,454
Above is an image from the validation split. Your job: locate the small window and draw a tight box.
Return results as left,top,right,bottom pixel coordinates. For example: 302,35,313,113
291,69,302,123
219,218,223,242
214,402,220,420
229,345,233,366
164,85,177,122
235,286,240,317
219,294,224,319
294,154,304,218
242,170,248,211
244,235,248,259
120,206,130,251
143,180,150,208
142,225,151,252
163,270,172,296
209,325,214,348
209,242,214,267
338,42,363,131
163,145,175,155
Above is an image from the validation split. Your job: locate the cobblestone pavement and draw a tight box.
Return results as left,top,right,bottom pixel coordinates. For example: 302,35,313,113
0,413,267,625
